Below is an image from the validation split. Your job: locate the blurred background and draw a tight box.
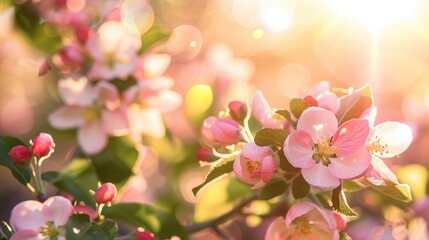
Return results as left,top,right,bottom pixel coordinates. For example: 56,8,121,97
1,0,429,239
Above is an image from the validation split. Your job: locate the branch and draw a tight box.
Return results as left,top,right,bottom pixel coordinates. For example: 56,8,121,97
185,192,259,233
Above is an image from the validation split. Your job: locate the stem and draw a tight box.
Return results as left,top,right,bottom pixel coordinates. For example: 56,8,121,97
31,156,45,201
185,192,258,233
212,226,233,240
212,148,240,159
242,100,254,142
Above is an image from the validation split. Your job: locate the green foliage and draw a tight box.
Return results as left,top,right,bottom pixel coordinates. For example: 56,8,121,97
66,214,118,240
342,180,366,192
0,135,31,186
259,177,288,200
289,98,310,119
192,156,236,196
139,26,171,54
91,136,138,189
276,150,299,174
103,203,188,240
42,171,96,208
254,128,289,148
336,85,374,125
332,186,358,216
292,173,310,199
361,179,412,203
275,109,293,126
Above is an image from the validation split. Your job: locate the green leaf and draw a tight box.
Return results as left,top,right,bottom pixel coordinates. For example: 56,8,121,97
0,135,31,186
276,150,299,174
192,156,236,196
361,179,412,203
103,203,188,240
139,27,171,54
66,214,91,240
332,186,358,216
259,177,288,200
342,180,366,192
275,109,293,125
289,98,310,119
91,136,138,189
292,173,310,199
84,220,118,240
336,85,374,125
42,171,96,208
254,128,289,148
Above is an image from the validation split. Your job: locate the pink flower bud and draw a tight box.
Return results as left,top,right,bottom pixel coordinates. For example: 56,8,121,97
75,25,91,43
31,133,55,157
94,182,117,204
200,116,217,142
211,118,241,145
9,145,31,165
54,44,85,70
133,229,154,240
228,100,247,122
303,95,318,107
333,212,347,231
196,147,216,162
38,59,52,77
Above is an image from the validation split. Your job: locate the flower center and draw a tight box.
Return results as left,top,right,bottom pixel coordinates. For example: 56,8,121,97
294,218,312,235
367,135,389,156
84,106,101,121
246,160,261,175
40,221,59,238
312,137,339,166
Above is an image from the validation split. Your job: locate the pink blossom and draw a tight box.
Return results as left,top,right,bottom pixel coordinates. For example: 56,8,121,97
252,91,285,129
74,205,97,220
304,81,340,113
94,182,117,204
31,133,55,157
86,21,141,80
265,202,339,240
124,78,181,140
233,142,277,189
49,77,128,154
53,44,85,73
200,117,241,146
196,147,216,162
133,54,172,81
9,145,31,165
284,107,371,190
228,100,248,122
10,196,73,240
363,107,413,185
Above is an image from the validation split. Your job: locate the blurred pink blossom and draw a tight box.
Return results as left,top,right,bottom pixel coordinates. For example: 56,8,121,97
284,107,371,190
10,196,73,240
304,81,340,113
233,142,277,189
252,90,285,129
53,44,85,73
49,77,128,154
265,202,339,240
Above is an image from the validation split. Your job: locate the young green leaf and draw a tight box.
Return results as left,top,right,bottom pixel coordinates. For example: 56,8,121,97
336,85,374,125
361,179,412,203
103,203,188,240
289,98,310,119
139,27,171,54
292,173,310,199
84,220,118,240
254,128,289,148
342,180,366,192
275,109,293,125
259,177,288,200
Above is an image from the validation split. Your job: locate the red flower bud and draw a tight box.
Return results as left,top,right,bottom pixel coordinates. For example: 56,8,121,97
333,212,347,231
228,100,248,122
9,145,31,165
75,25,91,43
196,147,216,162
31,133,55,157
133,229,154,240
303,95,318,107
94,182,117,204
211,118,241,146
54,44,85,71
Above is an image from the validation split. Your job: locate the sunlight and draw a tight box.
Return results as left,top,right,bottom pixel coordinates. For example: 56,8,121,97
330,0,420,34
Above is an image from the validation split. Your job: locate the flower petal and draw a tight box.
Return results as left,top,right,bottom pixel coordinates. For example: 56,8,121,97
145,89,182,113
101,109,128,136
128,106,165,140
94,81,120,110
78,120,108,155
242,142,274,161
233,155,257,185
297,107,338,141
283,130,315,168
316,91,340,113
261,155,277,183
285,202,316,226
48,106,85,129
10,230,40,240
58,77,94,107
328,148,371,179
139,54,171,79
10,200,45,232
42,196,73,226
365,156,399,185
372,121,413,158
252,91,278,128
301,164,340,190
332,119,369,157
265,217,292,240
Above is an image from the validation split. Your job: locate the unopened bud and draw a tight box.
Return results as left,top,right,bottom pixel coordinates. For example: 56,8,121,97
196,147,216,162
9,145,31,165
31,133,55,157
54,44,85,70
333,212,347,231
134,229,154,240
303,95,318,107
211,118,241,146
228,101,248,122
94,182,117,204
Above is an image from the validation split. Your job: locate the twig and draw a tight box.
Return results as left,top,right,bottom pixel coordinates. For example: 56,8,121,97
185,192,259,233
212,226,233,240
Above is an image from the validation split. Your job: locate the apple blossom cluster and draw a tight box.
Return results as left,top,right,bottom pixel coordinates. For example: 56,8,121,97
37,3,181,155
195,82,413,239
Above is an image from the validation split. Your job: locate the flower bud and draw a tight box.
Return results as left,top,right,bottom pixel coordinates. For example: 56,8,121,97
53,44,85,71
200,116,217,142
9,145,31,165
333,212,347,231
211,118,241,145
133,229,154,240
94,182,117,204
228,100,248,122
75,25,91,43
303,95,318,107
31,133,55,157
196,147,216,162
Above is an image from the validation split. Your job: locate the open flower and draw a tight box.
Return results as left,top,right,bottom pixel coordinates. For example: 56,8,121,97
284,107,371,190
10,196,73,240
362,107,413,185
233,142,277,189
265,202,339,240
49,77,128,154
